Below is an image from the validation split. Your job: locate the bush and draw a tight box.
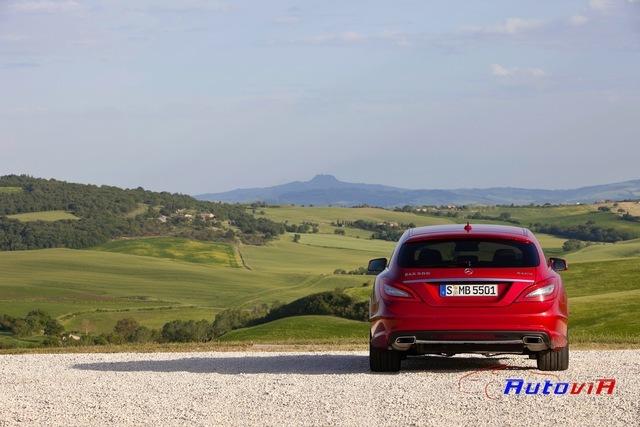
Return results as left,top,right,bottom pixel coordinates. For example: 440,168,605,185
44,319,64,336
333,266,367,275
0,310,63,337
131,326,155,343
212,306,268,338
93,335,109,345
161,320,213,342
113,318,141,342
254,290,368,324
42,336,61,347
562,239,585,252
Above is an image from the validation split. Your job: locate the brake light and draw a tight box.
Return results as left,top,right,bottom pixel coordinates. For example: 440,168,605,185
518,279,557,302
383,283,411,298
525,284,555,298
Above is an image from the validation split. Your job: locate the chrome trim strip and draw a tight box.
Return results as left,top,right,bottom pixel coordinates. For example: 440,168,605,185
402,278,535,284
414,339,523,345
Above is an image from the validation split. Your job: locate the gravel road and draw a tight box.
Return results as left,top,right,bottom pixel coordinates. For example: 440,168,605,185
1,350,638,426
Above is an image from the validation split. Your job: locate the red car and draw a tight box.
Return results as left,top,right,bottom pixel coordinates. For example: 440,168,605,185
368,223,569,372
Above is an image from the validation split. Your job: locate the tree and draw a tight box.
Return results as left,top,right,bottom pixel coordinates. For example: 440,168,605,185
113,318,140,341
293,233,301,243
44,319,64,336
162,320,212,342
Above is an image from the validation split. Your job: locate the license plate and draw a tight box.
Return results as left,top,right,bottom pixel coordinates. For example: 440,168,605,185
440,284,498,297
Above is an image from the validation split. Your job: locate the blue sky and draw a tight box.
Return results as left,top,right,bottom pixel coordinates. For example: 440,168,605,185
1,0,639,193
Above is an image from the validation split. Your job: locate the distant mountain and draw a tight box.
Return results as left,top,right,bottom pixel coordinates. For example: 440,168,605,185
196,174,640,207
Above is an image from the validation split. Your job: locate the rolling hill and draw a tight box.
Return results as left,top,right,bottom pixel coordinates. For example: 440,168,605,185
196,174,640,207
2,177,640,347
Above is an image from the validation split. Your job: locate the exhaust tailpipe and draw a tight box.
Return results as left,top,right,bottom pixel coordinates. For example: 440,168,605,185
523,335,546,351
393,336,416,350
523,336,543,344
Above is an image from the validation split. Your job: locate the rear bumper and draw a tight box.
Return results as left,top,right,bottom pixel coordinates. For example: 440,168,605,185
370,305,568,352
389,330,551,354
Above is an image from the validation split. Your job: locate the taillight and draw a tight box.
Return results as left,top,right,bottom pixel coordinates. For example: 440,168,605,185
383,283,412,298
518,279,557,302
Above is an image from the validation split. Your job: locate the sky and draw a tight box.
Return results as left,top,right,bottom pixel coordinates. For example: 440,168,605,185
1,0,639,194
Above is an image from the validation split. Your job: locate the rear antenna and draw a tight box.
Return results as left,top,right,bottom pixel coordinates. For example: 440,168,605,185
464,222,472,232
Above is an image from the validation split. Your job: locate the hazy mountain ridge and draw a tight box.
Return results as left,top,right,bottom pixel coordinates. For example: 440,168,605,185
196,175,640,207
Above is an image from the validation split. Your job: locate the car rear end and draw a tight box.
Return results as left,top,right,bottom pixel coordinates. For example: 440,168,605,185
369,224,569,372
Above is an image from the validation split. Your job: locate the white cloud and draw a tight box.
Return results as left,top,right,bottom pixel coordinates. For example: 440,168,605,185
589,0,613,10
491,64,511,77
491,64,548,79
569,15,590,26
10,0,80,13
301,30,415,47
465,18,544,35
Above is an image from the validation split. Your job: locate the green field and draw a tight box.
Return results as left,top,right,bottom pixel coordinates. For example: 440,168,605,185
7,210,79,222
1,204,639,345
96,237,240,267
257,206,453,226
472,205,640,237
562,258,640,342
566,238,640,263
257,206,453,236
0,247,366,333
218,315,369,342
241,235,386,274
0,187,22,194
62,306,218,334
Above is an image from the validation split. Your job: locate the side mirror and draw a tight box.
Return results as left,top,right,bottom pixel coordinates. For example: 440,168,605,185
367,258,388,275
549,257,568,272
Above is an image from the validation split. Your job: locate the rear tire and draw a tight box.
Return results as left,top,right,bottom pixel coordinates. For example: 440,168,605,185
369,344,402,372
536,345,569,371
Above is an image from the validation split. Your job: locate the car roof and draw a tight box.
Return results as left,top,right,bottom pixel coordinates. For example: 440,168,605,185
406,223,532,240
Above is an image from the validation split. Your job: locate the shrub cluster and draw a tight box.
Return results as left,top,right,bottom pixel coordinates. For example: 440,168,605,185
531,222,635,243
562,239,589,252
335,219,414,241
0,310,63,337
284,222,319,234
466,211,521,224
333,267,368,275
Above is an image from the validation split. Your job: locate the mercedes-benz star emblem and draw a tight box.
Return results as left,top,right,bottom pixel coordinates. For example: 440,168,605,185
464,268,473,275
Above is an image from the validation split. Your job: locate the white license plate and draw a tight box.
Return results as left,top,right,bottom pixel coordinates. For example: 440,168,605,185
440,284,498,297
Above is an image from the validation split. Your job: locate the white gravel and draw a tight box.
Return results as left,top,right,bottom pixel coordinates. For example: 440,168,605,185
0,350,638,426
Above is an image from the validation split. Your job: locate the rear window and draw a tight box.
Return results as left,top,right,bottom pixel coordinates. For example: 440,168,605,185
398,239,540,268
